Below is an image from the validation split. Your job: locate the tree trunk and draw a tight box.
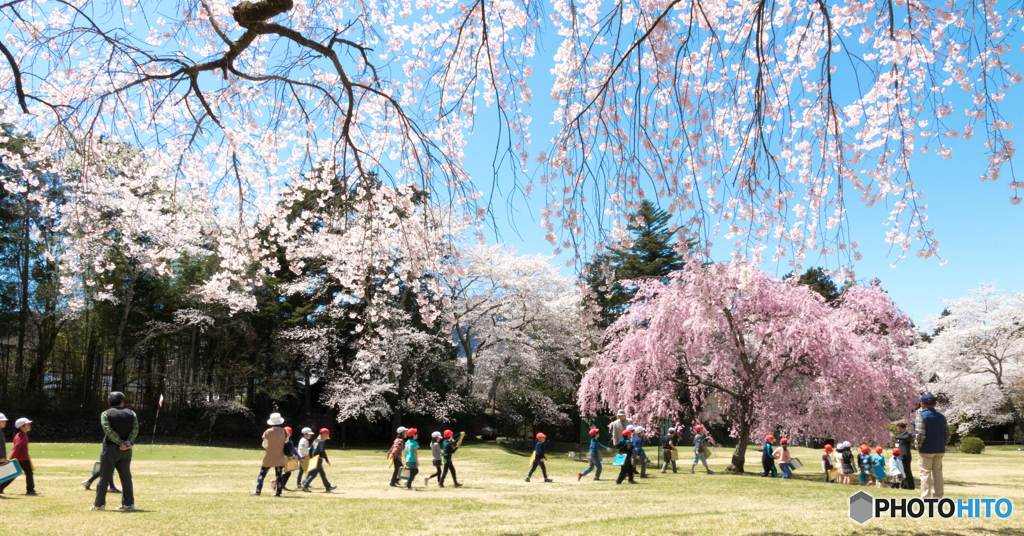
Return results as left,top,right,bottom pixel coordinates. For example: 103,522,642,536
15,218,29,405
303,367,312,415
728,419,752,473
111,268,139,391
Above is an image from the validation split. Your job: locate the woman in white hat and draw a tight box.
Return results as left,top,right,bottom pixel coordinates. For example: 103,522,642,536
251,413,287,496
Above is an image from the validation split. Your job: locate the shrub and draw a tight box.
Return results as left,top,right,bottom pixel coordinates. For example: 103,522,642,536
960,436,985,454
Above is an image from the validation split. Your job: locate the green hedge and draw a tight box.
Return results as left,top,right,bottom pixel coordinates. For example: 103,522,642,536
960,436,985,454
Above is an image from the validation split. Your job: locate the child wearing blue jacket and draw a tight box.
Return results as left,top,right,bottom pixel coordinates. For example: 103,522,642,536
761,435,777,477
871,446,887,488
578,428,608,481
857,444,874,485
615,430,637,484
525,433,552,482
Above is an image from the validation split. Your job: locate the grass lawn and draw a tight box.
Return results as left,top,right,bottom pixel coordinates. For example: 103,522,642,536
3,441,1022,535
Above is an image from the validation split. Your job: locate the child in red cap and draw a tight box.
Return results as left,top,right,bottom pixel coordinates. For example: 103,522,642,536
822,444,835,483
439,430,461,488
301,428,336,492
615,430,637,485
403,428,420,490
579,428,608,481
888,447,905,487
525,433,552,482
774,438,793,479
857,444,874,486
277,426,303,491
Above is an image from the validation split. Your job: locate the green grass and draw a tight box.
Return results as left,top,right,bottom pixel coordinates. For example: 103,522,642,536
3,441,1023,535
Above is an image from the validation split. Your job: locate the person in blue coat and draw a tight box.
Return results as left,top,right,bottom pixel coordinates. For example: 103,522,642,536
525,433,552,482
616,430,637,485
761,435,777,477
914,393,950,498
632,426,649,478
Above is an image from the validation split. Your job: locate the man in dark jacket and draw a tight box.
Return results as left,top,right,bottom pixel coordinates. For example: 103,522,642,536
914,393,950,499
894,422,915,490
91,391,138,511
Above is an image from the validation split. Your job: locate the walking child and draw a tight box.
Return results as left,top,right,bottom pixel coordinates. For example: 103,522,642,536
0,417,38,495
822,444,835,482
388,427,408,487
774,438,793,479
615,430,637,485
661,427,677,474
297,427,314,487
277,426,303,491
525,433,552,482
760,435,777,478
403,428,420,490
690,425,714,474
888,448,905,487
301,428,337,492
439,430,462,488
579,428,608,481
81,442,122,493
424,432,443,486
872,446,887,488
632,426,649,478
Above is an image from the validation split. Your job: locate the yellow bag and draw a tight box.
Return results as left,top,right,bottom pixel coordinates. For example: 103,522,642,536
284,456,300,472
669,448,679,461
701,445,713,458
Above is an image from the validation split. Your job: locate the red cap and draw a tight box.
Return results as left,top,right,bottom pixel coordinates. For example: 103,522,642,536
443,430,453,438
824,444,833,452
536,433,546,440
766,435,775,442
320,428,330,436
893,448,901,456
284,426,292,435
694,425,705,432
622,430,633,437
406,428,417,437
588,428,599,437
875,446,883,454
860,444,870,454
780,438,789,445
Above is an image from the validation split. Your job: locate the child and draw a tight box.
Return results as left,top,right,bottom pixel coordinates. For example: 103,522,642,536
857,444,874,486
424,432,443,486
615,430,636,485
525,433,552,482
872,446,887,488
81,442,122,493
388,427,408,487
632,426,648,478
0,417,37,495
690,424,714,474
297,427,314,487
840,442,855,485
888,448,905,487
579,428,607,481
277,426,303,491
774,438,793,479
301,428,337,492
439,430,461,487
403,428,420,490
822,444,835,482
760,435,777,478
661,427,677,474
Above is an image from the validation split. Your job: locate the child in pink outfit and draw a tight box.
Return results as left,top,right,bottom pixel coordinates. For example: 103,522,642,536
773,438,794,479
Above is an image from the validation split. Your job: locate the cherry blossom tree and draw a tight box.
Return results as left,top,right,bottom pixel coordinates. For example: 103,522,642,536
911,284,1024,436
579,262,920,472
445,243,583,427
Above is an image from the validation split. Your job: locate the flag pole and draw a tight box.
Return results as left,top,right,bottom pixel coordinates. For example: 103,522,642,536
150,394,163,454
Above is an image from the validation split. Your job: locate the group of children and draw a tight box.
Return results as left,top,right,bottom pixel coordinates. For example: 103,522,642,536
0,414,38,496
823,441,905,487
387,426,462,491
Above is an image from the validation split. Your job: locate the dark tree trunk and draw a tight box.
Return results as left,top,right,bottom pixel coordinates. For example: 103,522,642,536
728,418,752,473
15,218,29,404
111,268,139,391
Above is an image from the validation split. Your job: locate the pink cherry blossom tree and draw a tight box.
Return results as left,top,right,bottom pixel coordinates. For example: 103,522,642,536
911,284,1024,436
579,262,920,472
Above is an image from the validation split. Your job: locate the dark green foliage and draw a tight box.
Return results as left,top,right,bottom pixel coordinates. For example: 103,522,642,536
584,200,688,328
784,267,842,305
960,436,985,454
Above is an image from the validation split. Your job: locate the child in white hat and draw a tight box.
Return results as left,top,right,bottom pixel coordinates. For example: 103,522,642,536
0,417,37,495
424,431,444,486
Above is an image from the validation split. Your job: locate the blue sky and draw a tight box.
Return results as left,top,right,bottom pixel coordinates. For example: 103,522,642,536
456,20,1024,329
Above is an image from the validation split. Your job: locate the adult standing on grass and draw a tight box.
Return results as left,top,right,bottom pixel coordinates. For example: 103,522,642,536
90,392,137,511
388,427,408,487
251,412,287,497
894,422,915,490
608,410,632,447
915,393,950,499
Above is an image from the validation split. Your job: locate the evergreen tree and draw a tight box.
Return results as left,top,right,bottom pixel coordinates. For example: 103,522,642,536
585,200,687,329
